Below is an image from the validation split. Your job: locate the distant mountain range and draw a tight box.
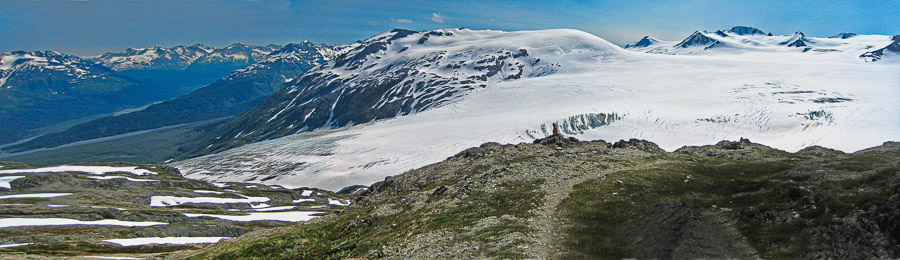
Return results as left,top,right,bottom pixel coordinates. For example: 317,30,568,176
93,42,280,71
3,41,339,153
93,43,286,99
0,42,304,146
623,26,898,60
0,50,155,144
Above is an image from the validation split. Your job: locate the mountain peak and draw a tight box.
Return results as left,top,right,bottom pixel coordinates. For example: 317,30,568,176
728,26,767,36
782,31,810,47
829,32,858,39
624,36,661,48
674,31,718,48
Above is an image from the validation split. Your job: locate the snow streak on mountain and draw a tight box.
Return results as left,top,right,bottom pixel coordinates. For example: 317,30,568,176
173,28,900,191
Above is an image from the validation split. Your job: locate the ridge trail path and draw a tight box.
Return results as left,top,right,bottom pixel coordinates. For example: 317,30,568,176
524,148,667,259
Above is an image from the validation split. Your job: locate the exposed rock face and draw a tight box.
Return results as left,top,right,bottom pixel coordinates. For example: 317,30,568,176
860,36,900,62
612,138,664,152
728,26,768,36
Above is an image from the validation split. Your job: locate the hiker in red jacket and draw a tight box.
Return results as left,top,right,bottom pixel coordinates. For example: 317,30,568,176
552,123,559,136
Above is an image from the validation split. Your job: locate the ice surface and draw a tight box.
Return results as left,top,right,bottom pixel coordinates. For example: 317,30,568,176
173,29,900,191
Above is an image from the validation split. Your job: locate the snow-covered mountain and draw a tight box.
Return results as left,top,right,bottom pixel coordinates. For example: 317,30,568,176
181,28,569,155
94,43,280,71
0,50,119,90
222,41,341,81
625,26,895,59
0,51,154,144
172,28,899,191
3,42,341,153
623,36,662,48
860,35,900,62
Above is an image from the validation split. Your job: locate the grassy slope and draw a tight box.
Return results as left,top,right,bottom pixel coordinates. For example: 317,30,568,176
68,139,895,259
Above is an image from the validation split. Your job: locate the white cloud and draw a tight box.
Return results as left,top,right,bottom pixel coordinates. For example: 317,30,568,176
367,21,380,26
430,12,446,24
390,17,413,24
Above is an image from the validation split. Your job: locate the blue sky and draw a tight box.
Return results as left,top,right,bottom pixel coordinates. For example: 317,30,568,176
0,0,897,56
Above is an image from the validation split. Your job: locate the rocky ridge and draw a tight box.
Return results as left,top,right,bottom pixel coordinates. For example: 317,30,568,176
188,137,900,259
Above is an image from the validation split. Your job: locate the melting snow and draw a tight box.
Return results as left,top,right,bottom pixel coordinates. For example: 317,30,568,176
0,176,25,189
102,237,228,246
250,206,296,212
292,198,315,203
184,211,324,222
0,243,32,248
87,176,159,182
328,198,351,206
193,190,225,194
149,195,269,207
0,165,155,176
0,218,165,228
0,193,72,200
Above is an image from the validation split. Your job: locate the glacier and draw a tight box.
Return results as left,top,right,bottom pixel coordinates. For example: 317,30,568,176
172,28,900,191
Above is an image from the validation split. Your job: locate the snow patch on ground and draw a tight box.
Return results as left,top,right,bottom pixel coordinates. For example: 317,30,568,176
0,176,25,189
250,206,296,212
149,195,269,207
193,190,225,194
0,165,155,176
183,211,324,222
0,193,72,200
328,198,351,206
0,218,166,228
102,237,228,246
87,176,159,182
0,243,32,248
